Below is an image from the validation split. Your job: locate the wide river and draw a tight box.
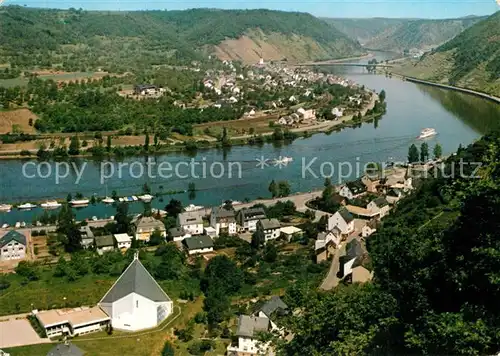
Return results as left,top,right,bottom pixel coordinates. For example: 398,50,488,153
1,53,499,225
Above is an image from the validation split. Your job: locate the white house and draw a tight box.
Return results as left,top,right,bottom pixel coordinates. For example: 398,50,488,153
257,219,281,242
236,208,266,232
367,197,391,218
177,212,204,235
34,306,110,338
227,315,271,355
297,108,316,121
114,234,132,250
210,207,237,236
255,296,289,333
228,96,238,104
168,227,192,242
361,221,377,238
99,253,174,332
0,230,27,261
204,227,217,239
279,226,303,242
327,209,355,236
338,180,367,200
331,107,344,118
288,95,297,103
183,235,214,255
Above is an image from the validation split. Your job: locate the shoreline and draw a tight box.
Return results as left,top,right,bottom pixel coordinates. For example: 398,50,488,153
0,92,382,160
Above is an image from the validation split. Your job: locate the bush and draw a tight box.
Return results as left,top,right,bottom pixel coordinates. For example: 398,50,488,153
20,150,31,156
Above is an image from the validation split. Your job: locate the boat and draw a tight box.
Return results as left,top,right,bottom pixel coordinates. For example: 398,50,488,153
0,204,12,212
70,199,90,206
184,204,204,212
126,197,134,202
131,196,138,201
1,223,9,229
119,197,124,202
102,197,115,204
138,194,154,202
272,156,293,165
18,203,37,210
41,201,62,209
417,128,437,139
20,222,26,228
15,222,21,228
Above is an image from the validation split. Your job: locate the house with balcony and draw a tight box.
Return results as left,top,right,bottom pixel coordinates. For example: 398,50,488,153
0,230,27,261
236,208,266,232
257,219,281,242
210,207,237,236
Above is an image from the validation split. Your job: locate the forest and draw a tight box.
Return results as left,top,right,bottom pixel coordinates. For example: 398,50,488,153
0,6,361,72
277,129,500,354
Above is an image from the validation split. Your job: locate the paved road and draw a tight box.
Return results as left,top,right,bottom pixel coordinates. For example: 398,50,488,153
319,233,358,290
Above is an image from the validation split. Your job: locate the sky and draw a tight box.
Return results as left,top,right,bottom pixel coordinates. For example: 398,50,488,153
3,0,500,18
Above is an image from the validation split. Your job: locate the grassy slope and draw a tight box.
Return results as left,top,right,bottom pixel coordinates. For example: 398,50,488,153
394,11,500,96
0,6,362,66
324,16,485,51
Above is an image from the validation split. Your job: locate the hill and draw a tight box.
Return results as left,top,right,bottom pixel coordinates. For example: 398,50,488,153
324,16,485,52
0,6,363,71
394,11,500,96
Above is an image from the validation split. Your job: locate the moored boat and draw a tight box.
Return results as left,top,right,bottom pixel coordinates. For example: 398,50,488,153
18,203,37,210
41,201,62,209
70,199,90,206
0,204,12,212
138,194,154,202
102,197,115,204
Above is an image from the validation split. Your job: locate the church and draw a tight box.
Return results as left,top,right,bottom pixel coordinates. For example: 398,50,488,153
99,253,174,331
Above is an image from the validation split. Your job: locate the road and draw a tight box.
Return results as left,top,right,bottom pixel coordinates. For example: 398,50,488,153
319,233,358,290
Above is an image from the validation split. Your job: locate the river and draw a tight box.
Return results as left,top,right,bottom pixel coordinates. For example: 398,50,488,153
1,52,499,225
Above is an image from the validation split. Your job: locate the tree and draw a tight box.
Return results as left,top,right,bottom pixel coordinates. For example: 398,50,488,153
408,144,420,163
165,199,183,218
433,143,443,159
144,132,150,151
420,142,429,162
251,228,265,249
106,136,112,152
15,261,40,281
57,204,82,252
269,180,278,198
154,133,159,148
263,242,278,262
379,89,386,103
278,181,291,197
149,228,164,246
68,135,80,155
114,202,131,234
161,341,175,356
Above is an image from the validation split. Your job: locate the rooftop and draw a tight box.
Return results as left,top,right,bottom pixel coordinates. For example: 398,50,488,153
0,230,27,248
237,208,266,221
35,306,109,329
211,207,236,219
100,257,171,304
134,216,166,231
183,235,214,251
259,218,281,230
114,233,132,243
259,296,288,318
236,315,269,338
279,226,302,235
338,208,354,223
95,235,114,248
178,211,203,226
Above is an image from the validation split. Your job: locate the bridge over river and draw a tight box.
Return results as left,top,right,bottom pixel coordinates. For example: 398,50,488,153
298,61,393,68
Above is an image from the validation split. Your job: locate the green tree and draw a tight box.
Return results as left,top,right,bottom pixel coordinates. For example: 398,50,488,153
68,135,80,155
408,144,420,163
269,180,278,198
420,142,429,162
433,143,443,159
161,341,175,356
114,202,131,234
251,228,265,249
379,89,386,103
144,132,150,151
278,181,291,197
106,136,112,152
165,199,183,218
57,204,82,252
149,228,165,246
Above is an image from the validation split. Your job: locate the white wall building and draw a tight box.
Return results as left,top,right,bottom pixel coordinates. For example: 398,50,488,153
257,219,281,242
327,209,355,236
177,212,204,235
210,207,237,236
99,254,174,332
114,234,132,249
0,230,27,261
183,235,214,255
227,315,271,355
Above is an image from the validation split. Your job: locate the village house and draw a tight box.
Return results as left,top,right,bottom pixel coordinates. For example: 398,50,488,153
236,208,267,232
204,227,217,239
338,239,372,284
279,226,303,242
331,107,344,119
361,220,378,238
95,235,114,254
168,227,192,242
134,84,159,96
339,179,367,200
183,235,214,255
34,306,110,338
99,254,174,331
386,188,404,205
315,229,341,263
257,219,281,242
132,216,166,242
296,108,316,121
0,230,27,261
367,197,391,218
288,95,297,103
114,234,132,250
361,174,382,193
210,207,237,236
177,211,204,236
327,208,355,236
79,226,95,249
227,315,271,355
255,296,289,333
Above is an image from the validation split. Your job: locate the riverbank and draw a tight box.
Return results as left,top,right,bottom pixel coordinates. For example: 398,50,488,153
0,91,381,160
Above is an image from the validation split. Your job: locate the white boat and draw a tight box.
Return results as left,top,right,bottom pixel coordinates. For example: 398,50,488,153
138,194,154,202
272,156,293,165
20,222,26,228
184,204,204,212
15,222,20,228
1,223,9,229
102,197,115,204
119,197,124,202
0,204,12,212
41,201,62,209
417,128,437,139
132,196,138,201
18,203,37,210
70,199,90,206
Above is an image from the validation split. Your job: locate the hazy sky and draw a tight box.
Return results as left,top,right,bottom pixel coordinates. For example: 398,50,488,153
4,0,500,18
